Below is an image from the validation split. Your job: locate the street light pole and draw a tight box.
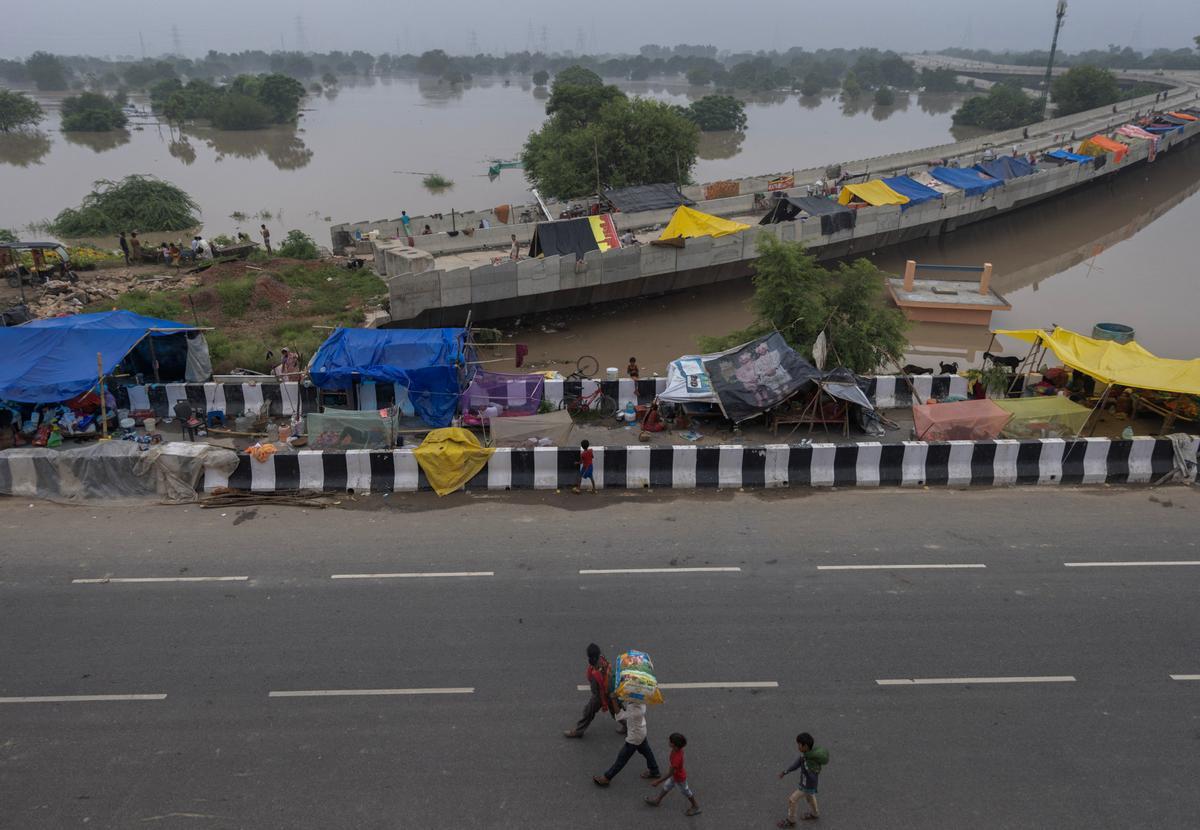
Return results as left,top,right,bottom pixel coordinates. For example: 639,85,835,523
1039,0,1069,118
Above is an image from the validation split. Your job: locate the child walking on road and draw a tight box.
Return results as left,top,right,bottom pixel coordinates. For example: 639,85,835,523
778,732,828,825
573,440,595,493
646,733,701,816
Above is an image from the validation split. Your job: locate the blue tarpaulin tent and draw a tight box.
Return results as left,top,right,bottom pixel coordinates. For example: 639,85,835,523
0,311,197,403
881,176,943,208
973,155,1036,181
309,327,472,427
1045,149,1091,163
928,166,1004,196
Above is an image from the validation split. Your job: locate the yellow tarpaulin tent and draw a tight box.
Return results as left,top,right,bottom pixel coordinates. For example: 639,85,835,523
412,427,496,496
996,327,1200,396
657,206,751,241
837,180,909,207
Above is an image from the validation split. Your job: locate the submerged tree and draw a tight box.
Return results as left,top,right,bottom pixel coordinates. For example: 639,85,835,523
1051,65,1120,116
0,90,44,132
952,83,1042,130
683,95,747,131
699,234,907,375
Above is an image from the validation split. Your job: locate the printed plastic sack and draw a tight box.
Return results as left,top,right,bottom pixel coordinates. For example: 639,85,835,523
614,650,663,705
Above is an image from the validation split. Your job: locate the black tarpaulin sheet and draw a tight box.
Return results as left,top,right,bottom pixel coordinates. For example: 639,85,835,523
528,218,599,261
602,183,693,213
758,195,856,235
703,333,822,423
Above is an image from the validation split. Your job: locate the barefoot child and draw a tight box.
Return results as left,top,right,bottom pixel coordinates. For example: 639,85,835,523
573,440,595,493
646,732,701,816
778,732,828,825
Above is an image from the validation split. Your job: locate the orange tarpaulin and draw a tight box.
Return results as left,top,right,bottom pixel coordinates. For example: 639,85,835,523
1077,135,1128,163
1167,111,1198,121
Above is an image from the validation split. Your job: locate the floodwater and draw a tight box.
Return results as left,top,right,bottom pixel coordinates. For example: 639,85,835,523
488,140,1200,375
0,78,973,244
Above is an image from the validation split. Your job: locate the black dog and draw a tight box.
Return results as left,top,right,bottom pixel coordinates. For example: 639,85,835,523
938,361,959,375
983,351,1021,370
903,364,933,375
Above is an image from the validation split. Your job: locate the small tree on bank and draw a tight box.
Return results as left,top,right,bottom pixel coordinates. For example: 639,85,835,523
1051,65,1121,116
700,234,908,375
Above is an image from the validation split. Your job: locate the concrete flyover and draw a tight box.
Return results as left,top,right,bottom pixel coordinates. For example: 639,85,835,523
328,62,1200,326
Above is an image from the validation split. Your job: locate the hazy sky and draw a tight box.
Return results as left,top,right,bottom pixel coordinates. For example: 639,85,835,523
2,0,1197,59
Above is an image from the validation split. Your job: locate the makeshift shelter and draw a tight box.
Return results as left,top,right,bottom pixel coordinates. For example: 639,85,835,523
308,327,472,427
769,367,875,437
412,427,495,496
1044,149,1091,164
996,327,1200,397
994,396,1093,439
1077,135,1128,164
528,215,620,260
656,206,751,242
460,370,544,418
758,195,856,235
602,183,693,213
973,155,1037,181
307,408,400,450
837,180,909,207
927,166,1003,196
1167,111,1198,121
912,398,1012,441
701,332,821,423
0,311,207,404
881,176,943,208
659,354,723,406
1140,116,1185,135
489,409,574,447
911,170,960,195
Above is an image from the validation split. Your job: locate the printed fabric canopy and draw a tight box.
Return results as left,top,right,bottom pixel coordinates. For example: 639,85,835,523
758,195,856,234
927,166,1003,196
837,180,909,206
973,155,1037,181
996,327,1200,397
1077,135,1128,164
308,327,471,427
1045,149,1091,163
881,176,943,208
657,206,751,240
528,216,620,260
602,183,693,213
0,311,198,403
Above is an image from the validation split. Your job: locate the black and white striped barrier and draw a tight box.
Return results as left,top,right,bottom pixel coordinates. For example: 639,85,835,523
204,436,1196,493
116,375,967,420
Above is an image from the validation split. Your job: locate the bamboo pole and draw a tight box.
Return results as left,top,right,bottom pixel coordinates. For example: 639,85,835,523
97,353,109,439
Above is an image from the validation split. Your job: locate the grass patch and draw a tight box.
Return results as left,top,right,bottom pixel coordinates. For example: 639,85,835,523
86,289,186,320
278,264,385,315
422,172,453,190
215,275,256,319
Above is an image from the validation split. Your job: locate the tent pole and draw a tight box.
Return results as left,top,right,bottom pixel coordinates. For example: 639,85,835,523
148,335,161,383
1081,383,1111,437
97,352,108,440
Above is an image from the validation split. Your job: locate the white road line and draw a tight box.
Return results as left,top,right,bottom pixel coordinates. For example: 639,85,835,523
576,681,778,691
330,571,494,580
1169,674,1200,681
876,676,1076,686
71,576,249,584
268,688,474,698
1064,561,1200,568
817,564,986,571
0,694,167,703
578,567,742,575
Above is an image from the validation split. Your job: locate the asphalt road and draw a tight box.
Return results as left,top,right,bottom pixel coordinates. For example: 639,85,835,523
1,487,1199,829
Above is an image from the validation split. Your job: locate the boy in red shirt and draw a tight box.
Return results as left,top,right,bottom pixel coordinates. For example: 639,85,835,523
573,439,596,493
645,732,701,816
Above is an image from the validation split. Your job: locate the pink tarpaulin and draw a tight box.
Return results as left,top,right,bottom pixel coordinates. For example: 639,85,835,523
912,398,1012,441
460,370,544,417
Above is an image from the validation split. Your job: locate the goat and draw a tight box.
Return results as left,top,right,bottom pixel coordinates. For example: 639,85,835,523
902,364,934,375
938,361,959,375
983,351,1021,371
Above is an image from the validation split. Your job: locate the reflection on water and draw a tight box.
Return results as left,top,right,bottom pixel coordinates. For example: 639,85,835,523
798,94,823,111
62,129,131,153
698,130,746,160
917,92,959,116
417,76,466,103
168,137,196,165
0,131,52,167
185,125,313,170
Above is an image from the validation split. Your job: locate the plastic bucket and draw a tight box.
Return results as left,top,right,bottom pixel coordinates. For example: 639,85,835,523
1092,322,1135,344
606,367,619,380
143,417,156,433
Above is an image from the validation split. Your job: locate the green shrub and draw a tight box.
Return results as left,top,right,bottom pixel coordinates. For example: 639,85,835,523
60,92,127,132
0,89,44,132
277,229,319,259
49,175,200,237
422,173,454,190
216,275,256,319
211,93,273,130
87,289,185,320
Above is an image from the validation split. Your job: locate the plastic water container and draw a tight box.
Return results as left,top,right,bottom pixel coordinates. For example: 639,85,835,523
606,367,619,380
143,417,156,433
1092,322,1135,344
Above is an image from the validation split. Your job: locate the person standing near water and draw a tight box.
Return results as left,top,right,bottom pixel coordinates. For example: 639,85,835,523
261,224,271,254
118,232,130,265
